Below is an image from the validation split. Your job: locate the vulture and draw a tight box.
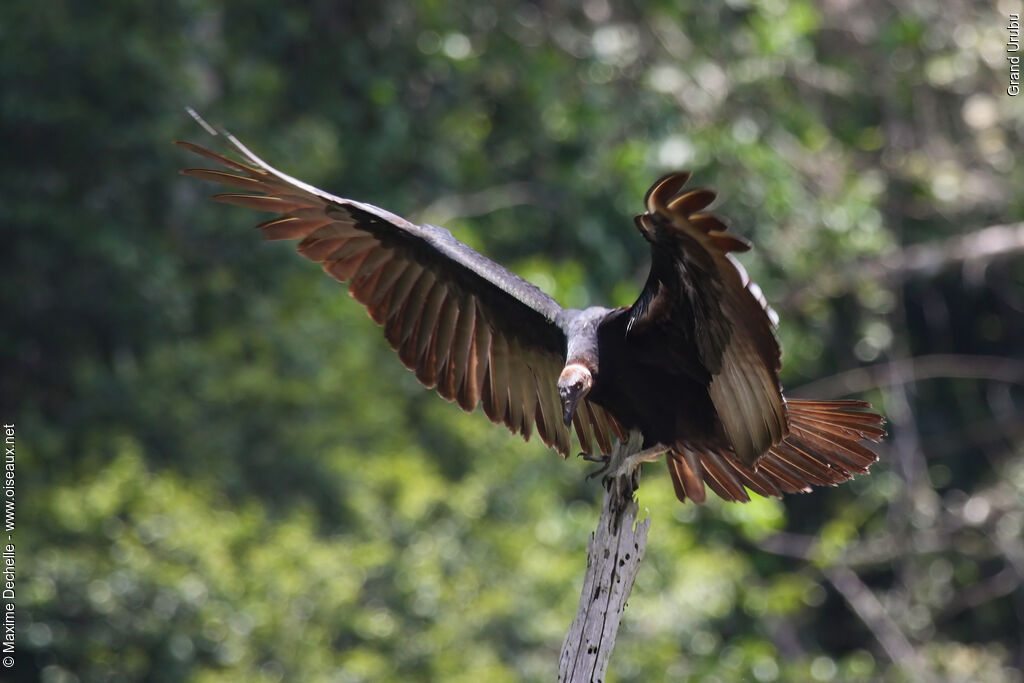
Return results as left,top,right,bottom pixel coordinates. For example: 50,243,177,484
178,123,884,505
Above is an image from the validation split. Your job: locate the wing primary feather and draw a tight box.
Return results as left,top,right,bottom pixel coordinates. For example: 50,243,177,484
687,213,728,234
384,265,426,323
298,237,351,263
681,449,708,503
350,256,395,318
302,221,363,242
368,260,411,308
780,436,852,478
533,363,559,450
384,267,428,348
466,312,491,412
326,250,371,283
702,450,750,501
518,363,538,440
322,235,378,266
431,295,461,398
573,411,594,455
175,141,256,173
755,457,813,493
708,232,752,253
352,246,393,281
667,189,716,216
701,471,736,502
364,261,410,323
724,458,781,498
667,456,689,502
396,272,437,347
534,389,550,447
485,330,510,424
182,168,266,191
413,282,448,362
584,401,613,455
257,216,334,241
667,451,707,503
763,445,829,486
645,172,691,213
213,193,309,213
770,442,842,485
505,350,526,434
449,303,476,410
789,413,885,443
788,425,877,472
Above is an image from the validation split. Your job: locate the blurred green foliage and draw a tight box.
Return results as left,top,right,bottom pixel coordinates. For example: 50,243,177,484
5,0,1024,680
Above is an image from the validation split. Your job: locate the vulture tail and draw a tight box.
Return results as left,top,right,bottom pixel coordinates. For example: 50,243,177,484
667,399,885,504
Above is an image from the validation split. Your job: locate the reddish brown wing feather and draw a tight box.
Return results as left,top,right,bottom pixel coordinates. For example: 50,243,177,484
667,399,886,504
178,138,622,456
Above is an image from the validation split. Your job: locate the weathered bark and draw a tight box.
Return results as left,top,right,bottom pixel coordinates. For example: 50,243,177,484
559,433,652,683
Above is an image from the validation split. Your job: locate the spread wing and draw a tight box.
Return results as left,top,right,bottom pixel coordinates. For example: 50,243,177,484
178,131,617,456
625,172,786,465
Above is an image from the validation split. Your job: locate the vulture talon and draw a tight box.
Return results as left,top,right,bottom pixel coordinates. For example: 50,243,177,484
585,456,611,480
580,451,611,480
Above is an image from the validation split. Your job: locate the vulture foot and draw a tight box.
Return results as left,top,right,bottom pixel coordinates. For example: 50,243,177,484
580,437,668,486
582,432,668,530
605,443,669,488
580,451,613,479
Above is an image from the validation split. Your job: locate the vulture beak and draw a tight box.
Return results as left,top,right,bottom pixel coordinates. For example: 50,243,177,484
561,390,582,427
557,363,594,427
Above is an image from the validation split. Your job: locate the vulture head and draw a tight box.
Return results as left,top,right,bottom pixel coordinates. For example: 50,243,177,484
557,363,594,426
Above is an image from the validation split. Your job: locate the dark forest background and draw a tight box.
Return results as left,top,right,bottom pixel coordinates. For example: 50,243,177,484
5,0,1024,680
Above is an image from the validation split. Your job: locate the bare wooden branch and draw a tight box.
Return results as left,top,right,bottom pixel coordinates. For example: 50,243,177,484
559,433,652,683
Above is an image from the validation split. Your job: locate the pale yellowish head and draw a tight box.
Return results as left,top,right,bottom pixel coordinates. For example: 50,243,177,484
557,363,594,426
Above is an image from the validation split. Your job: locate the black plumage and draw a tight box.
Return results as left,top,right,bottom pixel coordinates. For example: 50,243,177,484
178,127,884,505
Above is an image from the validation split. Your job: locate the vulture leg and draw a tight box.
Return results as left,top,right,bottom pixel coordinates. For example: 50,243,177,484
581,431,668,529
580,436,668,484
